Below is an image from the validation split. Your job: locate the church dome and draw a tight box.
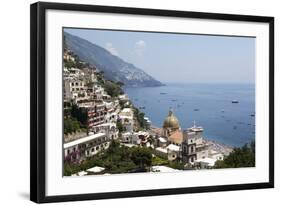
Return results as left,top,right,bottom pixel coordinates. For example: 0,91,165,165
163,110,180,129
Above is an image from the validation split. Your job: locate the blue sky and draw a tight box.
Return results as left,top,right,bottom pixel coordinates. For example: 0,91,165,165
65,28,255,84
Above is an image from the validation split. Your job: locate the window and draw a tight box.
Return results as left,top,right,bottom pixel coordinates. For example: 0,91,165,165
191,146,194,153
91,148,95,152
96,146,99,150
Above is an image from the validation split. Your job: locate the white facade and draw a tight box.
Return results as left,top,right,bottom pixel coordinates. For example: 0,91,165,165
119,108,134,132
64,79,87,100
64,133,111,160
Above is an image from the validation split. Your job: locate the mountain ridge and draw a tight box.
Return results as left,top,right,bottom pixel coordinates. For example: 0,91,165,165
64,32,164,87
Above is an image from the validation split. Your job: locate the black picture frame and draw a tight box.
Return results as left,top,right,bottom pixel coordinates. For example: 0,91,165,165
30,1,274,203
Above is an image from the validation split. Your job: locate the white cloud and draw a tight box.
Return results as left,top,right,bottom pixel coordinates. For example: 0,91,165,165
105,42,119,56
135,40,146,56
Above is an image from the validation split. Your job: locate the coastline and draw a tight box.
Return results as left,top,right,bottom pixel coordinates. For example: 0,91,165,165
125,83,255,147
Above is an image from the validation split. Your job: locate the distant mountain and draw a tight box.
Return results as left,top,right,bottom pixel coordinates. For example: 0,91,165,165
64,32,164,87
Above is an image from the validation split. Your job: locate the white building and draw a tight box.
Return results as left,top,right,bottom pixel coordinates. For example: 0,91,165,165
166,144,180,161
64,132,110,161
64,79,87,100
155,147,168,159
132,131,150,145
194,157,217,169
120,132,133,143
94,122,119,140
154,144,180,161
181,122,209,164
119,108,134,132
151,166,179,173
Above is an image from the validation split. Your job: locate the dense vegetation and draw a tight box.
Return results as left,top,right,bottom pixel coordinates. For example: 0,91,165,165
103,80,124,97
133,107,147,130
64,104,88,135
64,140,153,176
93,71,124,98
151,155,185,170
116,120,124,133
214,141,255,168
70,104,88,126
64,117,84,135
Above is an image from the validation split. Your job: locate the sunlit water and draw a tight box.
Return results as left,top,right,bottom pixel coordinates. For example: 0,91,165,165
125,83,255,147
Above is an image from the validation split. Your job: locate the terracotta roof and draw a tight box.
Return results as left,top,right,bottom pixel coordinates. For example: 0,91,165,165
169,130,183,144
151,127,163,135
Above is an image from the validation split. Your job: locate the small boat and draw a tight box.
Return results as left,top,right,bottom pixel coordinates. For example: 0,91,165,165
171,99,177,102
160,92,167,95
232,100,239,103
221,109,225,113
193,108,200,111
250,114,255,117
139,106,145,109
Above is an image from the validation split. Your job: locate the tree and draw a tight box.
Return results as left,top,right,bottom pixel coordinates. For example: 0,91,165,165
214,141,255,168
103,80,123,97
130,147,152,169
71,104,88,126
116,120,124,133
64,117,81,134
133,107,147,130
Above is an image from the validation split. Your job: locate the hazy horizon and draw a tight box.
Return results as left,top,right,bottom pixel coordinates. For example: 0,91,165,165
65,28,255,84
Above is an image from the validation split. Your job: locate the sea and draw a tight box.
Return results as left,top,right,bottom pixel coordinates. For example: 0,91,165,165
125,83,255,147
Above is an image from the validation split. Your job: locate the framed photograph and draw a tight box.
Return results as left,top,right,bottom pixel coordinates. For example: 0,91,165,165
30,2,274,203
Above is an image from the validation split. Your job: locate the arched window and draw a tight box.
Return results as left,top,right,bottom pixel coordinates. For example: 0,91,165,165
191,146,194,153
183,146,187,153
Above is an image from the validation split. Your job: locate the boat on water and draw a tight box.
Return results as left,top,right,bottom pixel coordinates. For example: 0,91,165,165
250,114,255,117
232,100,239,103
139,106,145,109
193,108,200,111
160,92,167,95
